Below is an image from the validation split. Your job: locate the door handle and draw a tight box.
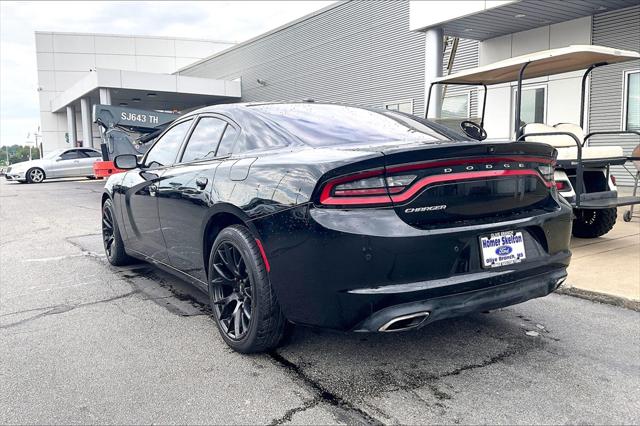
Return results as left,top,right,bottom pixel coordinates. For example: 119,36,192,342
195,176,208,189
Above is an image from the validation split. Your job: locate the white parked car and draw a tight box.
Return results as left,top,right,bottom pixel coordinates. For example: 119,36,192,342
4,148,102,183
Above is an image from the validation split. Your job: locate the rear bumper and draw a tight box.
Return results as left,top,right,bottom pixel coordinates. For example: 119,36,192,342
354,267,566,332
252,201,572,331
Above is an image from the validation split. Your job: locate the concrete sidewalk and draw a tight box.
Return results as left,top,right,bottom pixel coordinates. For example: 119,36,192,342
563,209,640,305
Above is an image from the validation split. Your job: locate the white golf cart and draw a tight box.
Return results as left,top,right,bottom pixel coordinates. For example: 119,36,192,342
426,45,640,238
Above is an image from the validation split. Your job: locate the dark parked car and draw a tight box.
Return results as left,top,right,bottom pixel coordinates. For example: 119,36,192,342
102,102,572,353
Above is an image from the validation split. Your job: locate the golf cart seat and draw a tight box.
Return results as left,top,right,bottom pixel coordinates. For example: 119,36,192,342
521,123,624,162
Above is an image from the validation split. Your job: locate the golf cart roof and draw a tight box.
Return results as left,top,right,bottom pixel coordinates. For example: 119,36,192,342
434,45,640,86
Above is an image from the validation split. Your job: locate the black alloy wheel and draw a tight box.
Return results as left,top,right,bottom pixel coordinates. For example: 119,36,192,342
208,225,288,353
102,205,116,258
211,241,253,340
101,199,133,266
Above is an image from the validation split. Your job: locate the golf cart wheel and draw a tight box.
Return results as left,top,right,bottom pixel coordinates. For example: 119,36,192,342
102,199,133,266
623,210,633,222
26,168,45,184
208,225,288,354
572,207,617,238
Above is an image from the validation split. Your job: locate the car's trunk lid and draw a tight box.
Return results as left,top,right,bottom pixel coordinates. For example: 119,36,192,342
380,141,558,229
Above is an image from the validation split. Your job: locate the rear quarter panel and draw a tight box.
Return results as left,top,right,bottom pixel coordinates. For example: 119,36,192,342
223,148,387,220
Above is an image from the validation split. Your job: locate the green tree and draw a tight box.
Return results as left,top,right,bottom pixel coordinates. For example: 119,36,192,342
0,145,40,166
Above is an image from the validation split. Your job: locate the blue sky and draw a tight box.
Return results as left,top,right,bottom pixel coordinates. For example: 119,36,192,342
0,1,333,146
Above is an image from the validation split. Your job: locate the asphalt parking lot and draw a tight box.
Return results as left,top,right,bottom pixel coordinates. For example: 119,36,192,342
1,177,639,425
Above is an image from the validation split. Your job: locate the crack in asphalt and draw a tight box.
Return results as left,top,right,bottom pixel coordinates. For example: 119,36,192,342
64,235,107,261
266,339,522,425
265,347,517,425
0,290,139,329
435,347,518,381
24,253,98,262
267,351,383,426
72,204,100,211
269,398,320,425
0,238,20,247
0,305,59,318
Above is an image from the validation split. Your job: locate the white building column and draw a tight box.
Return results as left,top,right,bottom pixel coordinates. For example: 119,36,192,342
99,87,111,105
425,27,444,119
80,97,93,148
66,105,77,146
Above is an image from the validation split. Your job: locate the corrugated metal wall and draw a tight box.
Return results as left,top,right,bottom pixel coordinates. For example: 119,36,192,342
179,1,478,118
442,37,480,123
590,5,640,187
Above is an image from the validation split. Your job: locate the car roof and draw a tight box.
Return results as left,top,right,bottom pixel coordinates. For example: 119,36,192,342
180,101,464,142
184,101,380,116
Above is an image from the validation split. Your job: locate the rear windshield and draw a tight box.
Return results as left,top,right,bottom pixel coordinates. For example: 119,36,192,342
250,103,456,147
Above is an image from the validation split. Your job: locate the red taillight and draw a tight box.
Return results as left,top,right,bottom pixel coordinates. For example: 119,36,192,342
333,187,404,196
319,169,417,206
611,175,616,185
319,157,555,207
390,170,552,203
556,181,566,190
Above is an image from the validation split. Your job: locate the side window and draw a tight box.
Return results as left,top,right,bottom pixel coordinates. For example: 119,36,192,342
512,85,546,134
624,71,639,131
144,120,193,168
59,150,81,160
181,117,227,162
216,125,239,157
441,93,470,119
82,149,101,158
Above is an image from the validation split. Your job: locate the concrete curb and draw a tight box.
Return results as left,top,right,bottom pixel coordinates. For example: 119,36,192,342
556,286,640,312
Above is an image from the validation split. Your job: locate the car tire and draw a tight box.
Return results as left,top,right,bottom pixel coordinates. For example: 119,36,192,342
572,207,617,238
208,225,288,353
26,168,45,184
102,199,134,266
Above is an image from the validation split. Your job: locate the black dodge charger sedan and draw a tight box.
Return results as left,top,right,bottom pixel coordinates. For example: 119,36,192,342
102,102,572,353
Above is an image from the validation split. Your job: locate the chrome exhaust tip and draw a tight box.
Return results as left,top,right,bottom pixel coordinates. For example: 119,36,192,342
556,277,567,287
378,311,430,332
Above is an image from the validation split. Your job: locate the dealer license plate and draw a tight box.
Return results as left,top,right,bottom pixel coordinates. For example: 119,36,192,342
480,231,526,268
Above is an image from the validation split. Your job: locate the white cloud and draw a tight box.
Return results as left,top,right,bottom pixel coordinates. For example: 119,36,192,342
0,1,334,146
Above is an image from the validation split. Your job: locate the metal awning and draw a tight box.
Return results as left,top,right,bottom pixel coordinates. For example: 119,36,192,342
50,68,241,113
411,0,639,41
433,45,640,86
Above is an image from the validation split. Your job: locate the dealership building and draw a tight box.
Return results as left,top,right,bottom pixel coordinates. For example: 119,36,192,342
36,0,639,185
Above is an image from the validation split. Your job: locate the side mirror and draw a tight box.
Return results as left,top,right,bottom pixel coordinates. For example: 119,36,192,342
114,154,139,170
